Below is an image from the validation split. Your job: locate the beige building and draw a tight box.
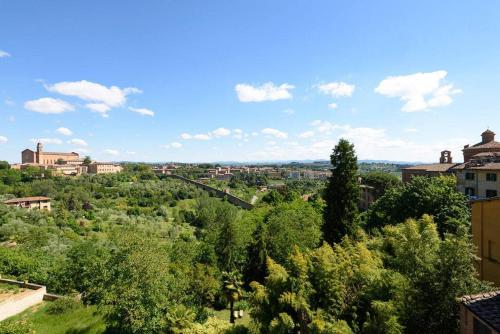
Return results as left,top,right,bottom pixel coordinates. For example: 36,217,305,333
87,162,122,174
3,196,51,211
22,143,80,165
460,291,500,334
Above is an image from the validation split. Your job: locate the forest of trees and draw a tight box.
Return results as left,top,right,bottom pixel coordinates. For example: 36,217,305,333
0,140,492,333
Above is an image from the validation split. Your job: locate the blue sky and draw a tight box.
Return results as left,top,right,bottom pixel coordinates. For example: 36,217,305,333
1,0,500,163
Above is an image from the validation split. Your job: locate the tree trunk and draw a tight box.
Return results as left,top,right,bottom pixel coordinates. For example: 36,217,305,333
230,300,235,324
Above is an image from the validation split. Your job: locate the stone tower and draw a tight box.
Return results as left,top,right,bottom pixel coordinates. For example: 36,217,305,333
482,129,496,143
440,150,453,164
36,142,43,164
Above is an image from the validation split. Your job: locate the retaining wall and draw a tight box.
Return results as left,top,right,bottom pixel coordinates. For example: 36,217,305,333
166,175,254,210
0,279,46,321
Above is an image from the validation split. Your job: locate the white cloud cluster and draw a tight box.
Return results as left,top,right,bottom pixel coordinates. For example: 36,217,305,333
0,50,10,58
328,103,338,109
235,82,294,102
298,131,315,139
0,136,7,144
129,107,155,117
44,80,142,117
56,127,73,136
375,70,461,112
68,138,88,146
211,128,231,138
31,138,62,145
104,149,120,156
24,98,75,114
317,82,355,97
163,142,183,149
181,128,234,141
261,128,288,139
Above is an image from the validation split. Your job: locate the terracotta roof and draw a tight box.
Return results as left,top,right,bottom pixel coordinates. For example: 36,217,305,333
461,291,500,331
3,196,51,204
401,163,457,172
41,152,79,156
464,141,500,150
471,152,500,158
452,162,500,171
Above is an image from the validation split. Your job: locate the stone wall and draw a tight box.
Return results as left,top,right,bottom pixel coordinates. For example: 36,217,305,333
0,279,47,321
166,175,254,210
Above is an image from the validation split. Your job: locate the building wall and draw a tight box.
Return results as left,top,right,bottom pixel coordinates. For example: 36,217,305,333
21,150,35,164
460,305,498,334
87,164,122,174
456,170,500,198
38,153,79,165
471,199,500,286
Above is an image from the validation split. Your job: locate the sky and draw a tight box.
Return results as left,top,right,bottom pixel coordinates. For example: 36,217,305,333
1,0,500,163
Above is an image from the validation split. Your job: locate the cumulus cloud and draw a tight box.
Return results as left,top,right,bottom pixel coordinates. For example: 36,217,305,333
0,50,10,58
46,80,141,107
129,107,155,117
235,82,294,102
68,138,88,146
180,133,192,140
104,149,120,156
328,103,338,109
24,98,74,114
261,128,288,139
193,134,212,141
317,82,355,97
163,142,183,149
56,127,73,136
31,138,62,145
298,131,315,139
211,128,231,137
86,103,111,117
375,70,461,112
0,136,7,144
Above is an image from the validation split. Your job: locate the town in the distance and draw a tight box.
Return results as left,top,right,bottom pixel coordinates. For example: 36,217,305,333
1,129,500,333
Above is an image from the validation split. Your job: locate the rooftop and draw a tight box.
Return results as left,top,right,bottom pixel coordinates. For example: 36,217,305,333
461,290,500,331
464,141,500,150
452,162,500,171
3,196,51,204
401,163,457,172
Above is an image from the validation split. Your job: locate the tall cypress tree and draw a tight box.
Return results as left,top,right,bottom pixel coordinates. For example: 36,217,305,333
323,139,360,244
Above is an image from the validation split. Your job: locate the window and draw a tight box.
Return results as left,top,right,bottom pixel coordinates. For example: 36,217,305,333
466,172,475,180
486,189,498,198
465,187,476,196
473,317,492,334
486,173,497,181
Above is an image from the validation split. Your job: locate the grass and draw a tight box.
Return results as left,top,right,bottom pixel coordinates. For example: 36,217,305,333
6,302,106,334
212,308,251,326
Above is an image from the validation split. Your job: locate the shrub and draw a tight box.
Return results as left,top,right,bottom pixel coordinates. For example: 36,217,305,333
0,319,35,334
45,297,80,315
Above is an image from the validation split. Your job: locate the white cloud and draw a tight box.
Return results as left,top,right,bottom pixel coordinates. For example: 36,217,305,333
404,128,418,133
0,50,10,58
24,98,74,114
46,80,141,107
282,108,295,115
0,136,7,144
328,103,338,109
299,131,315,139
375,70,461,112
261,128,288,139
104,149,120,156
180,133,192,140
31,138,62,145
235,82,294,102
129,107,155,117
310,120,342,134
233,128,244,139
68,138,88,146
211,128,231,137
317,82,355,97
86,103,111,117
193,134,212,141
163,142,182,149
56,127,73,136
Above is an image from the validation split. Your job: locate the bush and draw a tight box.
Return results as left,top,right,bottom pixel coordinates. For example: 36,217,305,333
0,319,35,334
45,297,80,315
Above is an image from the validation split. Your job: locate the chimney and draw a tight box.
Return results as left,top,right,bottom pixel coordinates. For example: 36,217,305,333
481,130,495,143
440,150,452,164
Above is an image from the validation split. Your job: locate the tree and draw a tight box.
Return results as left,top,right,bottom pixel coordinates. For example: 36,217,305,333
323,139,360,244
0,160,10,170
360,171,402,199
222,271,243,324
366,176,470,235
83,156,92,165
56,158,65,165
